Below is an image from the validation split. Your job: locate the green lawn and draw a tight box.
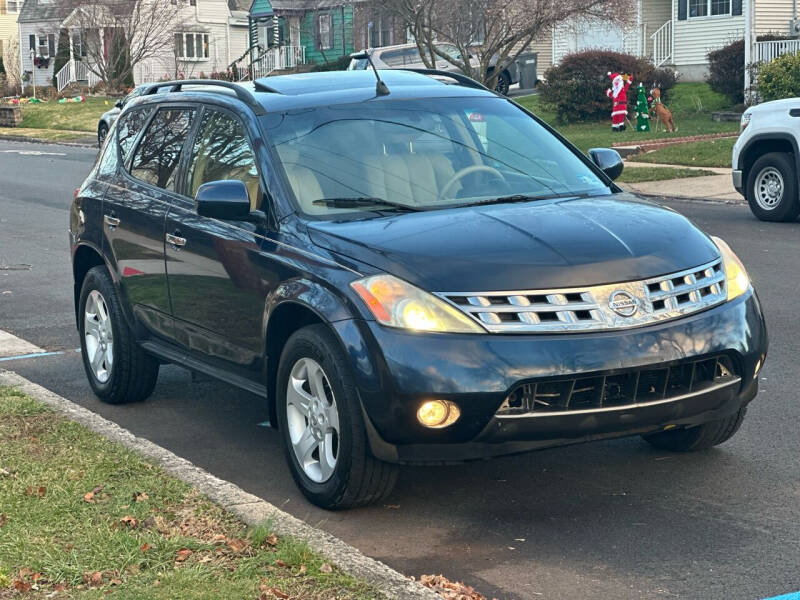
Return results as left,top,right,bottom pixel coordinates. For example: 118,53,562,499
617,166,718,183
632,137,736,168
17,96,109,132
0,388,380,599
514,82,739,154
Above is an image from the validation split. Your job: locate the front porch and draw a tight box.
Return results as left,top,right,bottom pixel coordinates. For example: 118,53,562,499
54,6,119,92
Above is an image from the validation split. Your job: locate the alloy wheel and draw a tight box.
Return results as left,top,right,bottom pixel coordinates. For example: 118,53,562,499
285,357,340,483
84,290,114,383
754,166,784,211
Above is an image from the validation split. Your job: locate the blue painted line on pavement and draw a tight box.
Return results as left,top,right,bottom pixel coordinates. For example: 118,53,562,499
764,592,800,600
0,348,80,362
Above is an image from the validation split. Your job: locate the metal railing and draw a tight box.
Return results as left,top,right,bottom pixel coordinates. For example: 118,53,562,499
651,20,673,67
754,39,800,65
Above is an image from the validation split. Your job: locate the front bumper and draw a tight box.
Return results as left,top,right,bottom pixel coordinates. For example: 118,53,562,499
334,291,767,464
733,169,744,194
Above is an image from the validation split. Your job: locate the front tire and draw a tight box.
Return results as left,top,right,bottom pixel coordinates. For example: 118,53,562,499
277,324,398,510
98,123,109,148
641,408,746,452
746,152,800,222
79,266,159,404
494,71,511,96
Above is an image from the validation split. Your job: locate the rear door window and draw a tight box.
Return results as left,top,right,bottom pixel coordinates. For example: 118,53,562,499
129,107,196,191
117,107,153,167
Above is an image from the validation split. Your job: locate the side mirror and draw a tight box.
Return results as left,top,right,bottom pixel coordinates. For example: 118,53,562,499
195,180,251,220
588,148,624,181
114,100,124,109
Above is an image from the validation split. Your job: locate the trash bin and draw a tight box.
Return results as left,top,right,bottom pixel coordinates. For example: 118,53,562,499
517,52,538,90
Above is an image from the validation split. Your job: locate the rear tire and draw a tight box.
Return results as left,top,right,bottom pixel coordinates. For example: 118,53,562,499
746,152,800,222
494,71,511,96
641,408,747,452
79,266,159,404
98,123,109,148
276,324,398,510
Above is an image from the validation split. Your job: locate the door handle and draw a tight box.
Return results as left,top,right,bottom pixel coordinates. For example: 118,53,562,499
104,214,120,229
166,232,187,249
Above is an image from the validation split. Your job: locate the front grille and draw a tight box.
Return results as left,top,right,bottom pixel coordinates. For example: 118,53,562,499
437,259,726,333
496,355,738,416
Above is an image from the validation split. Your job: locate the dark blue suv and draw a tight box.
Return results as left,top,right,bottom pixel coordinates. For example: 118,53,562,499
70,71,767,509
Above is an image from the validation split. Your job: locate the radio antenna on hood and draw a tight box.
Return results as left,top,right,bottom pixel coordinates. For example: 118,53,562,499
350,50,390,97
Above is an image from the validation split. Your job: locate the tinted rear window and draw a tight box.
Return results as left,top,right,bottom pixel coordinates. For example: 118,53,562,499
117,107,153,166
129,108,196,191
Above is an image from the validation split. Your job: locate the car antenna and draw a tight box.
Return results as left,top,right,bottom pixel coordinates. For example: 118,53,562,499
350,50,390,96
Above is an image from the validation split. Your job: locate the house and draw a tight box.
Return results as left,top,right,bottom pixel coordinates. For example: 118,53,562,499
534,0,797,82
16,0,251,92
242,0,405,77
0,0,21,83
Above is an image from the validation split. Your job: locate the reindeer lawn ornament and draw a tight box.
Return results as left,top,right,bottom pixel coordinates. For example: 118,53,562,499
650,87,676,133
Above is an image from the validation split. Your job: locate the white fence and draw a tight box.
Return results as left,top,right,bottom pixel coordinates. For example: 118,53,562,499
242,46,305,81
55,60,101,92
651,20,673,68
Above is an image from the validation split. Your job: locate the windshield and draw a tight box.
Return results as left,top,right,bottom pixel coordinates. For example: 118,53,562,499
261,97,611,217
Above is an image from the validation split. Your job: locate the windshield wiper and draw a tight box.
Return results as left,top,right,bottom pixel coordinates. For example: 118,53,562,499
312,197,421,212
463,192,590,208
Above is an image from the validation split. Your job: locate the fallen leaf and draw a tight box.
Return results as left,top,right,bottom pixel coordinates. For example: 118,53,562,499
259,586,290,599
153,579,160,586
264,533,278,546
175,548,192,562
226,538,247,553
274,559,287,568
419,574,486,600
54,583,67,591
319,563,332,573
18,568,33,578
296,564,307,576
13,580,32,592
0,513,7,527
83,571,103,587
0,467,11,476
120,504,129,509
31,573,42,582
212,533,227,543
140,543,151,552
119,515,138,529
133,492,149,502
83,486,105,503
24,486,44,497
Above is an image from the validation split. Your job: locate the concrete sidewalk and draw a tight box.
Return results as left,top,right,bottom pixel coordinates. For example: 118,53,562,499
620,161,744,203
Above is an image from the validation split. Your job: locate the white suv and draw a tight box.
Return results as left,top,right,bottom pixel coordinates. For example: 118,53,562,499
733,98,800,221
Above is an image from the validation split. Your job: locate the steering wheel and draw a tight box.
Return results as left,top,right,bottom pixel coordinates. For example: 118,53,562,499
439,165,505,201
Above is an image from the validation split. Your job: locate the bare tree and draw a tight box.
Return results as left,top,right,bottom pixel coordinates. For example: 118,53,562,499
2,37,22,92
386,0,636,90
62,0,183,91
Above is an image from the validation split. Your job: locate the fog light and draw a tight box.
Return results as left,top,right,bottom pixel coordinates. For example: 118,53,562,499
417,400,460,428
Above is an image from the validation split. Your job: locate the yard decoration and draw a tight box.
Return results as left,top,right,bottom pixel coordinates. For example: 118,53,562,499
650,87,675,132
606,72,632,132
634,83,650,132
57,96,86,104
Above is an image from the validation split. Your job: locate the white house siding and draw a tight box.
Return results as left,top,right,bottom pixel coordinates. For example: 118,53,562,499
18,19,59,88
134,0,249,84
755,0,793,35
551,19,642,65
641,0,671,58
672,2,744,79
530,28,552,77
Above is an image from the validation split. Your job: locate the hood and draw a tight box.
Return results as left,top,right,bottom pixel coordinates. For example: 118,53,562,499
307,194,720,292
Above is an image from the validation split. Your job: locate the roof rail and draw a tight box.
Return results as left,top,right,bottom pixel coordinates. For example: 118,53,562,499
143,80,271,115
399,69,491,92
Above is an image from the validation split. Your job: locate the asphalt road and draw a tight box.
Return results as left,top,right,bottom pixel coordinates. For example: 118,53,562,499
1,139,798,600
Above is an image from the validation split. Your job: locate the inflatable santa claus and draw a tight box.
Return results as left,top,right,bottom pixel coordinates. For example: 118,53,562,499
606,72,632,132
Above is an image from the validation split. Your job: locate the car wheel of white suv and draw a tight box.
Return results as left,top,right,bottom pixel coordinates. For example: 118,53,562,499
746,152,800,222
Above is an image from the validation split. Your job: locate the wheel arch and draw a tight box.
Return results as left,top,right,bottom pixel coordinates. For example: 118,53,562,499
739,133,799,190
72,242,108,328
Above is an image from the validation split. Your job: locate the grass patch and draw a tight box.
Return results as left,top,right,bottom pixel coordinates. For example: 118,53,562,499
0,127,96,143
617,166,718,183
515,82,739,153
17,97,109,132
631,137,736,168
0,388,380,599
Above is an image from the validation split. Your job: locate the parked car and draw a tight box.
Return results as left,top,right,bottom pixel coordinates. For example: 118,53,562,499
97,84,158,147
733,98,800,221
347,43,521,95
71,72,767,510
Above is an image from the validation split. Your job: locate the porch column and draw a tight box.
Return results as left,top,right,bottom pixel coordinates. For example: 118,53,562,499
744,0,752,99
100,27,105,64
68,28,75,79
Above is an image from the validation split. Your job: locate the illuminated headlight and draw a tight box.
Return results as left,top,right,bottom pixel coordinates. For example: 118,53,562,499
740,112,752,132
417,400,461,428
712,236,751,301
351,274,485,334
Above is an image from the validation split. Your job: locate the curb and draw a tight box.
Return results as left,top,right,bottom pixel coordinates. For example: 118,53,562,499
0,133,96,148
0,370,441,600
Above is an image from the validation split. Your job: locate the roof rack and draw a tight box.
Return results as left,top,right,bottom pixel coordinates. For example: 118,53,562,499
143,80,272,115
399,69,490,92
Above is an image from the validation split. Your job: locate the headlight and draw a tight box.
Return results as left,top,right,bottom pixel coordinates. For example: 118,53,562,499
351,274,486,333
740,112,752,132
712,236,751,301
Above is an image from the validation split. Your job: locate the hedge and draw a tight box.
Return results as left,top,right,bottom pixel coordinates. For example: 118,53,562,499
539,50,677,123
758,51,800,102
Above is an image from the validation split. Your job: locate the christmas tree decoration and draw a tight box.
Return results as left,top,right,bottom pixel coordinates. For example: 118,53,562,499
605,72,632,132
635,83,650,132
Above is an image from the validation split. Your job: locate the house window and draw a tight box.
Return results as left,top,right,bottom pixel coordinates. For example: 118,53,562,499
368,14,393,48
175,32,209,60
71,31,87,58
690,0,730,17
38,34,54,59
7,1,21,13
318,13,333,50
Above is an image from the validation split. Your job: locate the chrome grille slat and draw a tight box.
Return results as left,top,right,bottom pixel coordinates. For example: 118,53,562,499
437,259,726,334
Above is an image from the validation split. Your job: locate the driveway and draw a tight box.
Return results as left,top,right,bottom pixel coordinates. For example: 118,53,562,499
0,139,797,600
